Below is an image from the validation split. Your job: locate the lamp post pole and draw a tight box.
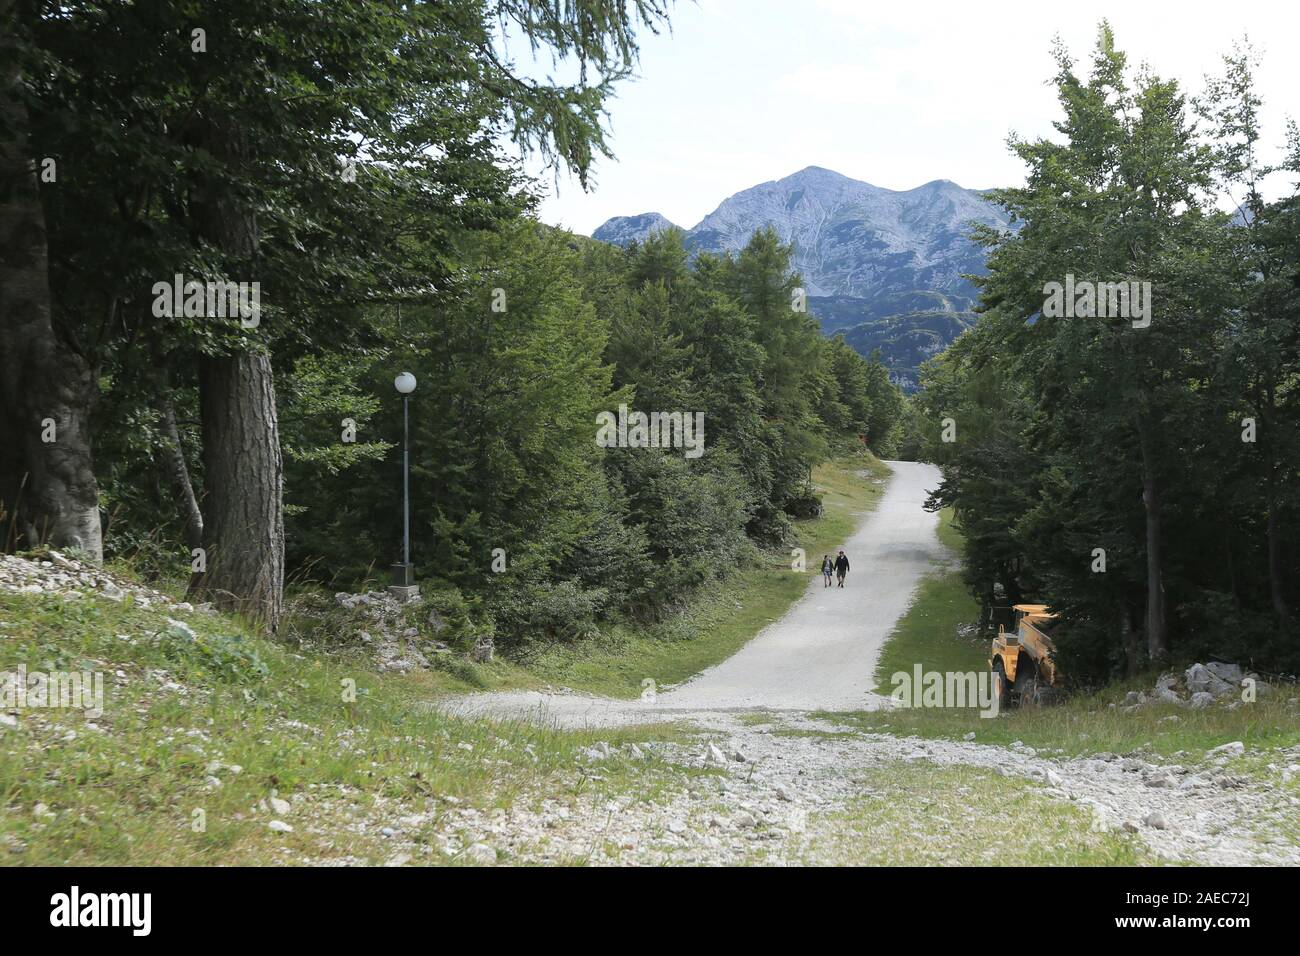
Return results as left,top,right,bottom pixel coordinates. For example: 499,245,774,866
391,372,418,601
402,391,410,568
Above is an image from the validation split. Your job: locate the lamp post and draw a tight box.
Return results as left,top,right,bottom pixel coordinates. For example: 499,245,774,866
389,371,418,601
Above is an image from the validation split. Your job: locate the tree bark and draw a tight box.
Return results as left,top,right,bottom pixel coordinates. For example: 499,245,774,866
1136,410,1168,660
193,352,284,625
156,396,204,553
184,116,284,628
0,8,103,561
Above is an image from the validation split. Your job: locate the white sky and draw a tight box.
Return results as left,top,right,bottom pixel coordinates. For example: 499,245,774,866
518,0,1300,235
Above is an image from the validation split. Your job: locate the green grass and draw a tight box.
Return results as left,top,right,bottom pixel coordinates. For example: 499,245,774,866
512,452,892,698
824,685,1300,762
780,761,1155,865
0,589,691,865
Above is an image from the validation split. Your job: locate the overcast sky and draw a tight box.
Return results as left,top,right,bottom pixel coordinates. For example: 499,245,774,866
517,0,1300,235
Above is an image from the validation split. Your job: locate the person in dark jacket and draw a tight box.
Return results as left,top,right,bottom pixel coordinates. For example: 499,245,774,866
820,554,834,587
834,550,849,588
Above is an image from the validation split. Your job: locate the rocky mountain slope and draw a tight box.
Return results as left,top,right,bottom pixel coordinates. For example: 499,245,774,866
591,211,680,246
592,166,1015,389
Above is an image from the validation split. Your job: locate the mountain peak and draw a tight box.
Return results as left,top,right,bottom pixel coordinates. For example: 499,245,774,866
782,165,855,183
591,211,678,246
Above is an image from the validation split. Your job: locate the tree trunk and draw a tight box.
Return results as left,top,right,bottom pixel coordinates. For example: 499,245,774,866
1136,411,1168,660
1121,602,1141,676
156,396,204,553
192,352,283,625
1262,388,1290,632
1266,486,1290,631
184,116,284,628
0,10,103,561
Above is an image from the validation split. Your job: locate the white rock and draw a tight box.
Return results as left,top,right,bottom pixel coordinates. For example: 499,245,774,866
1185,663,1234,698
1206,661,1244,684
165,618,197,640
268,820,294,833
465,843,497,865
1143,812,1168,830
269,796,292,815
1208,741,1245,758
1144,770,1176,788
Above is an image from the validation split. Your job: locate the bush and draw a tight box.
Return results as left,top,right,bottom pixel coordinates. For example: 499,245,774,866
158,623,270,684
490,578,607,647
418,584,493,652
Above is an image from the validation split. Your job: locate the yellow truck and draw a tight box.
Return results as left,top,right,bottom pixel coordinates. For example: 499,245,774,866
989,604,1059,708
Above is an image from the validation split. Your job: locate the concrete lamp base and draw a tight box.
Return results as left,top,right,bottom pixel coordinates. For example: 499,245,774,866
388,562,418,602
387,584,420,603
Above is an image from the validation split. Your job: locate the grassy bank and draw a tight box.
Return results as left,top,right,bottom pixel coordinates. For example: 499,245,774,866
513,452,892,697
0,588,688,865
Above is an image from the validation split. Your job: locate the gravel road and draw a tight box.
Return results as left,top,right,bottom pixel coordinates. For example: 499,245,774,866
451,460,946,724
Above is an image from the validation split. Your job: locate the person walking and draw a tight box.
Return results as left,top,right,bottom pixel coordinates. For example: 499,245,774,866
820,554,834,588
834,549,850,588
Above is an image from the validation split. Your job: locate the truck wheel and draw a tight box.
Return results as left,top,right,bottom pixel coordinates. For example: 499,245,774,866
991,661,1009,711
1014,655,1040,706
